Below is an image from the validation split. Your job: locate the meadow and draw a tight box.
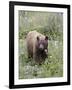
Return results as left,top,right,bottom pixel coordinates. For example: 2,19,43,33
19,11,63,79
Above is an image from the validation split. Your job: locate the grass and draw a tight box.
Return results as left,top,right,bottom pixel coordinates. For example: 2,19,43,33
19,11,63,79
19,39,63,79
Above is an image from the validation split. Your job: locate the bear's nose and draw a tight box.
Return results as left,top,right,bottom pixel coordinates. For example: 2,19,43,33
39,44,44,50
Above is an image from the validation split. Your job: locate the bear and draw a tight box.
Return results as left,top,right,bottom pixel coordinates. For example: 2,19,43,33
26,31,48,64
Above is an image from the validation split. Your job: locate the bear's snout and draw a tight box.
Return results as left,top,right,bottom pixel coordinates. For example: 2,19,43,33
39,44,44,50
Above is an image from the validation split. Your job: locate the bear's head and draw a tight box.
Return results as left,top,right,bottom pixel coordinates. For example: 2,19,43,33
36,36,48,54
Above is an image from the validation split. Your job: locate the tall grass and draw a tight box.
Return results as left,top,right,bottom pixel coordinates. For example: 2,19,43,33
19,11,63,79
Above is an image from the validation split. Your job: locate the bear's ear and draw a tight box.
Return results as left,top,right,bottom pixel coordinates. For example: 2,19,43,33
45,36,48,40
37,36,39,41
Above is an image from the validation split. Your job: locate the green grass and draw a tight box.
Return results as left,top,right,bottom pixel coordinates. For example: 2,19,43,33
19,11,63,79
19,39,63,79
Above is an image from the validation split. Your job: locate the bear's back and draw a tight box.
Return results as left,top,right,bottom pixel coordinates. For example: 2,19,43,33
27,31,45,40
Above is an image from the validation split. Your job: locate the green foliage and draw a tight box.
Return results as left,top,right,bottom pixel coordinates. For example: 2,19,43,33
19,11,63,41
19,11,63,79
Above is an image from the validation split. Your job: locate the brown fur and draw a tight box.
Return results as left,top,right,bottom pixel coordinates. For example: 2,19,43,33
26,31,48,64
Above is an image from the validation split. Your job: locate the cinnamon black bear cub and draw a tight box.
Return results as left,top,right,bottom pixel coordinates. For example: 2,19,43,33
26,31,48,64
